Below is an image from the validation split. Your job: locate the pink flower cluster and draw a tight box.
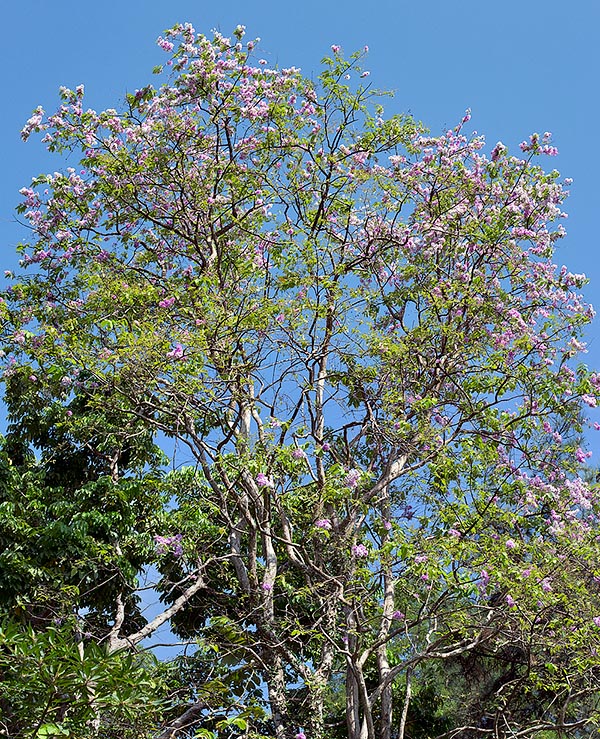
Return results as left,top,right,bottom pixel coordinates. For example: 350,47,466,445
167,343,185,360
154,534,183,557
345,469,361,489
256,472,274,488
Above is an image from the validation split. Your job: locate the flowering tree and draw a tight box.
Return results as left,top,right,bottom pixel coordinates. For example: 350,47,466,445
3,22,600,739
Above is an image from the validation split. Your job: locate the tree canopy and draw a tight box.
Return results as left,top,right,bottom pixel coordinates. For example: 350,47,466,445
2,22,600,739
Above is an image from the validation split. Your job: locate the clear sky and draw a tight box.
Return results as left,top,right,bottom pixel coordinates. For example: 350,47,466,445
1,0,599,437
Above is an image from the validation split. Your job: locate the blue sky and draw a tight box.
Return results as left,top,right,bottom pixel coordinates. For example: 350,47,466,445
1,0,599,436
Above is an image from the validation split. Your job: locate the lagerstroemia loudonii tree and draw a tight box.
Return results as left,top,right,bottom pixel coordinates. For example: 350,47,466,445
3,22,600,739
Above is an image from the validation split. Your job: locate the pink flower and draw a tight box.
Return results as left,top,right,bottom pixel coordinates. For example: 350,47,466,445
593,616,600,627
167,343,185,360
159,296,176,309
291,448,306,459
331,45,341,53
154,533,183,557
295,733,307,739
345,468,361,489
505,539,517,550
506,595,516,608
262,582,273,591
315,518,332,530
352,543,368,558
478,570,490,594
157,37,174,52
576,447,591,464
392,610,404,620
256,472,274,488
491,142,506,162
360,71,370,78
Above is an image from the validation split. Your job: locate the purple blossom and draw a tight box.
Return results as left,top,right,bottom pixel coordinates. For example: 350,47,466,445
315,518,332,530
154,534,183,557
576,447,592,464
262,582,273,591
478,570,490,594
291,448,306,459
157,36,174,52
505,539,517,550
159,296,176,309
506,594,516,608
167,343,185,360
392,610,405,620
345,468,361,489
295,733,307,739
593,616,600,627
256,472,274,488
352,543,368,558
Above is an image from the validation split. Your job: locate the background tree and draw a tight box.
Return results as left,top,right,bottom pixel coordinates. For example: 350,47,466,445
2,23,600,739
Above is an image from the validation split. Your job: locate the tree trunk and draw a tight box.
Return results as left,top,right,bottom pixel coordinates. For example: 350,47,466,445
307,679,327,739
266,653,292,739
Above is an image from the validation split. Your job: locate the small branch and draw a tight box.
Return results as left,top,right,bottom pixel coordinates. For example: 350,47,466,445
154,699,209,739
397,670,411,739
108,571,206,653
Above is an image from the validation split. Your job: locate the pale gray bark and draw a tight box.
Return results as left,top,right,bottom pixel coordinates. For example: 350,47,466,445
154,700,208,739
107,572,206,653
